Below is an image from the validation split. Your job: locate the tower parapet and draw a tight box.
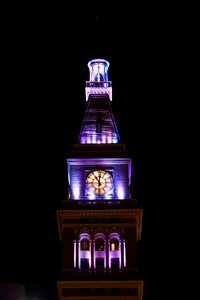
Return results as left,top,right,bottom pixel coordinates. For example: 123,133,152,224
85,59,112,101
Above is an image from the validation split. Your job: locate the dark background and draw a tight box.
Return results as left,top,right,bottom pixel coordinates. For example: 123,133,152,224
0,4,176,299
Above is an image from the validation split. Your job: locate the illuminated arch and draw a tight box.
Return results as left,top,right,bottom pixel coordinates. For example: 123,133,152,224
94,233,106,269
77,233,91,269
108,233,122,269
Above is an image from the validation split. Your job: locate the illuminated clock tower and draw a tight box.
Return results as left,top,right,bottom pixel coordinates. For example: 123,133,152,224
57,59,143,299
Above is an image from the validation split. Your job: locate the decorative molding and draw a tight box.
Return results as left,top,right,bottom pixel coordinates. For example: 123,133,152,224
57,209,142,241
75,226,122,238
57,209,141,217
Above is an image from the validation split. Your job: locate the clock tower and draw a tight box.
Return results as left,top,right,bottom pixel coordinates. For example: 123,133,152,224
57,58,143,299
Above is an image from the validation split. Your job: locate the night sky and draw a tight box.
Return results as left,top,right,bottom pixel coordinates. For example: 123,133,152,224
1,4,175,299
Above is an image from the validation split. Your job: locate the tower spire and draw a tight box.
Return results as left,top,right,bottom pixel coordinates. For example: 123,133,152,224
79,59,119,144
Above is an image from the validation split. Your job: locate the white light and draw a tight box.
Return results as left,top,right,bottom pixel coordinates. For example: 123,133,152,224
73,183,80,199
117,186,125,199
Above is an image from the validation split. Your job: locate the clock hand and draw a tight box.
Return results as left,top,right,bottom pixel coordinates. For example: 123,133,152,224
98,177,101,187
94,175,99,181
94,174,101,186
97,172,102,186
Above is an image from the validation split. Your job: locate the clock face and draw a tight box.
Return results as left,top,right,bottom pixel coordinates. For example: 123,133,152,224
86,170,113,196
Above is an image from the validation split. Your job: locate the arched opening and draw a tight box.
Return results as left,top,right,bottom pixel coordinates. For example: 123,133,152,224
77,233,91,269
108,233,122,269
110,238,119,251
95,238,104,251
94,233,106,269
81,239,89,251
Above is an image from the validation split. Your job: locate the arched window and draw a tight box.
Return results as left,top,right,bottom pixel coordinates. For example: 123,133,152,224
77,233,91,269
95,238,104,251
110,238,119,251
81,239,89,251
108,233,122,269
